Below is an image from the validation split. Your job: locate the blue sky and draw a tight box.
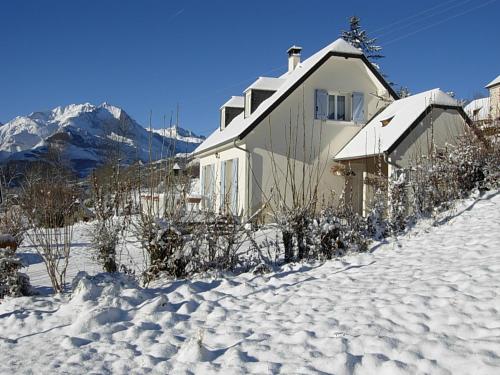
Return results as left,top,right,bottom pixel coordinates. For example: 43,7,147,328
1,0,498,135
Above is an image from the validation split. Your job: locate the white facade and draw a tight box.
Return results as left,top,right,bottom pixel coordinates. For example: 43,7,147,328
195,39,397,218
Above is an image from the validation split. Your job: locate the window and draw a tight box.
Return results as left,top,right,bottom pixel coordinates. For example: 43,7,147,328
381,116,394,127
201,164,215,211
315,89,362,122
327,94,350,121
220,158,239,214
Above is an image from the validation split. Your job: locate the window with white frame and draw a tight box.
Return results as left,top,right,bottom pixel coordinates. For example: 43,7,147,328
201,163,215,211
327,93,351,121
219,158,239,214
315,89,365,123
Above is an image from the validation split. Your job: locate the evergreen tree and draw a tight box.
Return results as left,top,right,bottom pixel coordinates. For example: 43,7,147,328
341,16,401,88
341,16,384,67
397,86,412,98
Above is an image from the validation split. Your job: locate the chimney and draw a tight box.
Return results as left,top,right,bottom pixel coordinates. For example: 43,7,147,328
287,45,302,72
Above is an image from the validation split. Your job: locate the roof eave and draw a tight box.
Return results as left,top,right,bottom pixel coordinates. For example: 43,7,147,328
192,137,237,158
334,153,382,162
335,103,470,162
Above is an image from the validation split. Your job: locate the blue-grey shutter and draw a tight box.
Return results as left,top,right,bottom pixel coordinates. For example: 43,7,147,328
231,158,238,214
200,166,205,209
352,92,365,123
220,161,226,211
209,164,215,210
315,89,328,120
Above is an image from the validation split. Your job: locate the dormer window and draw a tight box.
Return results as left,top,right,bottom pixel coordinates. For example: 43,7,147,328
381,116,394,127
244,77,285,117
220,96,244,130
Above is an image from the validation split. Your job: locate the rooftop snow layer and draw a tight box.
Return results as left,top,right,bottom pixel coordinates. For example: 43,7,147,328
464,97,491,121
243,77,286,93
486,75,500,88
194,38,365,155
334,89,458,160
220,96,244,109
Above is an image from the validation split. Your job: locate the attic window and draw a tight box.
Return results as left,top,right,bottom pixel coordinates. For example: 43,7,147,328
381,116,394,127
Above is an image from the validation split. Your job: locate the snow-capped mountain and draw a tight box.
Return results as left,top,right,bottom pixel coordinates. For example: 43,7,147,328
0,103,204,175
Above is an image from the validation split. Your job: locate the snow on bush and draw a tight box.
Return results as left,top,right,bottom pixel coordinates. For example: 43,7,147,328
0,206,26,247
0,236,31,299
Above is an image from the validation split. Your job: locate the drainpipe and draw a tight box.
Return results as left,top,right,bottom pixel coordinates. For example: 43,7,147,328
383,151,401,177
233,137,251,219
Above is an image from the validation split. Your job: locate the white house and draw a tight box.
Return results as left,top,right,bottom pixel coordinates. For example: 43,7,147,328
465,75,500,123
194,38,471,218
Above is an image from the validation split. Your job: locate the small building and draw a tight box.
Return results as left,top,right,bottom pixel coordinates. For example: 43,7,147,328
172,162,182,176
464,74,500,123
486,75,500,120
334,89,471,215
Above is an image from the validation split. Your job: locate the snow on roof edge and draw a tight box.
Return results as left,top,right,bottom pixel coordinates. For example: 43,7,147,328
220,96,244,109
334,89,460,161
485,75,500,88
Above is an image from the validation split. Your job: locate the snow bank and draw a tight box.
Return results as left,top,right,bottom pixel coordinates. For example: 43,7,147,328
1,192,500,373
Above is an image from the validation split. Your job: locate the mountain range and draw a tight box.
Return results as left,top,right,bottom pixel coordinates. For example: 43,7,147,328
0,103,204,176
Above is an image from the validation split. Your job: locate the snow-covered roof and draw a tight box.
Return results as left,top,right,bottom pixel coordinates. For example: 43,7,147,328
486,75,500,88
464,97,490,121
220,96,244,109
195,38,394,156
334,89,460,161
243,77,286,93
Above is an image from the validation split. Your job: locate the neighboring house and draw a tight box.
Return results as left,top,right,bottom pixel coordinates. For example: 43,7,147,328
194,38,397,217
334,89,471,215
194,38,470,218
464,74,500,123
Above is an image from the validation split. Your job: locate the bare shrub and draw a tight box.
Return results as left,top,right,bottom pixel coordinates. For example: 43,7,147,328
406,136,488,218
388,172,410,234
0,205,26,247
90,166,133,273
19,167,79,293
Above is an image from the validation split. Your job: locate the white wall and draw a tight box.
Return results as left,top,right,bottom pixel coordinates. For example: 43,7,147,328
391,108,468,167
243,56,392,214
489,85,500,120
198,145,248,216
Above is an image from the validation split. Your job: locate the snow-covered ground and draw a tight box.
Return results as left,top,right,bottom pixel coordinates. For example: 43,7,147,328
1,192,500,374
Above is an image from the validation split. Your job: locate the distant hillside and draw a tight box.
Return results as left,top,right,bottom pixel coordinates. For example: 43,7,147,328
0,103,204,176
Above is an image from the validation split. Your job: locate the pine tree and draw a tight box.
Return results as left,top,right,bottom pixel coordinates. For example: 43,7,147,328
341,16,384,67
397,86,412,98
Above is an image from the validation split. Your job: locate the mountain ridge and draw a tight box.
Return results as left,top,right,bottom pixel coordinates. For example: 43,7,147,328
0,103,204,176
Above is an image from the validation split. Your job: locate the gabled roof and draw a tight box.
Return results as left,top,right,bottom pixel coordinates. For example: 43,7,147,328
334,89,461,161
244,77,286,92
486,75,500,88
220,96,244,109
464,97,490,121
194,38,398,156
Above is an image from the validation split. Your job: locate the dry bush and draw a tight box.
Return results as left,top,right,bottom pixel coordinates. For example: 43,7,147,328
90,165,133,273
387,128,500,230
0,205,26,247
19,167,80,293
